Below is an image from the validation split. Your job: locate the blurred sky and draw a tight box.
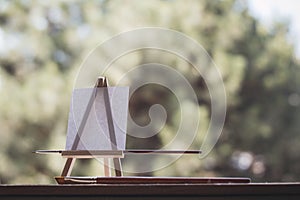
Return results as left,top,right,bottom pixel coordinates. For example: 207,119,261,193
248,0,300,57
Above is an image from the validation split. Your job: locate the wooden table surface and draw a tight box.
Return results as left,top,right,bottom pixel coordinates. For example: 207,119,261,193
1,183,300,200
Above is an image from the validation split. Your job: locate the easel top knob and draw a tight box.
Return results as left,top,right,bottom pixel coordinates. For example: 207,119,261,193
95,77,108,88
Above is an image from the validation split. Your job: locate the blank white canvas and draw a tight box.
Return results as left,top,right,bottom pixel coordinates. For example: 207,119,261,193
65,87,129,151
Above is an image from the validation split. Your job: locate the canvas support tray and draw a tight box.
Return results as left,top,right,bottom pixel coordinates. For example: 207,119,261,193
61,150,124,158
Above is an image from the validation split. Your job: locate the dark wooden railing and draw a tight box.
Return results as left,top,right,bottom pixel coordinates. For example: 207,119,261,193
1,183,300,200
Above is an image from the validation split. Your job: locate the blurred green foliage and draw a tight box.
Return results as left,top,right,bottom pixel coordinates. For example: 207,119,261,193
0,0,299,184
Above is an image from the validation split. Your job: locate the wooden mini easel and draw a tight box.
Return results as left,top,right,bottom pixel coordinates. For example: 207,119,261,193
58,77,123,180
36,77,250,185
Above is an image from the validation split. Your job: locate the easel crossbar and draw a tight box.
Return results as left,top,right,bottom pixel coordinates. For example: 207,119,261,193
61,150,124,158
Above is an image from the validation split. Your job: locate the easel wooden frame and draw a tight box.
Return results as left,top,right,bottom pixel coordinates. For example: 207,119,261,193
60,77,123,178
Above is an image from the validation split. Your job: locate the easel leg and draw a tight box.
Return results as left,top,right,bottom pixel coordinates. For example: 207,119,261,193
61,158,76,177
103,158,111,177
113,158,123,176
